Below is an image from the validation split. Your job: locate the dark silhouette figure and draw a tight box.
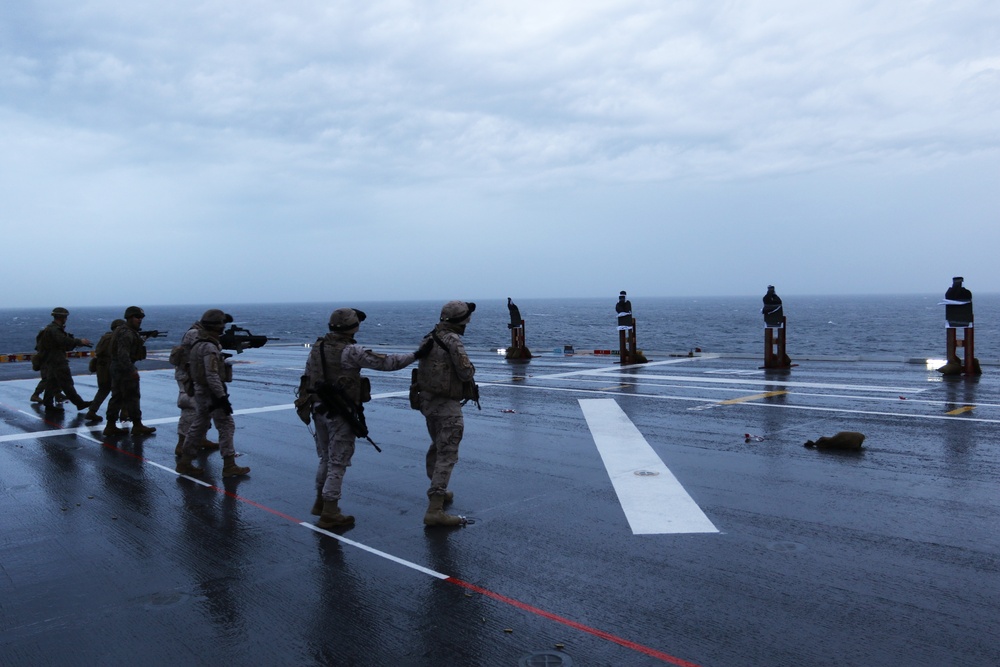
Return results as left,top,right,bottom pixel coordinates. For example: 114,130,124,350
762,285,784,328
945,277,973,328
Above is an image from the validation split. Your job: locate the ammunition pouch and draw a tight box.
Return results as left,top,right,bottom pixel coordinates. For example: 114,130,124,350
31,354,43,372
409,369,421,410
294,374,312,425
360,376,371,403
222,362,233,383
168,345,185,367
88,358,97,373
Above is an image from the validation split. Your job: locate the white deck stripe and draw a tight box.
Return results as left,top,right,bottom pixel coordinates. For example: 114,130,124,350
300,522,449,578
579,398,718,535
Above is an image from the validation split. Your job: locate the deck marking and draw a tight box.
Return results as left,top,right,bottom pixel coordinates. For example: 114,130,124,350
301,523,449,579
946,406,975,415
0,399,702,665
719,390,788,405
579,398,718,535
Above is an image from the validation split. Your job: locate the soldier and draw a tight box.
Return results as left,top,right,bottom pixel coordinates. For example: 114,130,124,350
176,309,248,478
302,308,430,529
170,316,228,457
34,307,92,412
415,301,477,527
83,319,125,423
103,306,155,437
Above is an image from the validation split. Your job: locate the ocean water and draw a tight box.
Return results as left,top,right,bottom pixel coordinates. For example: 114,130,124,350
2,294,998,361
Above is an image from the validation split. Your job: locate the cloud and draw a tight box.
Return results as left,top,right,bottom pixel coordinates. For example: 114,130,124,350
1,1,998,306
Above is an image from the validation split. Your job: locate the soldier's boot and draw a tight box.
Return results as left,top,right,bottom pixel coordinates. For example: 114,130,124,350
222,455,250,478
200,438,220,451
423,494,464,527
176,456,205,477
317,500,355,529
103,423,128,437
131,423,156,436
310,493,324,516
74,400,91,411
42,391,63,412
84,410,103,423
29,392,43,403
175,435,186,457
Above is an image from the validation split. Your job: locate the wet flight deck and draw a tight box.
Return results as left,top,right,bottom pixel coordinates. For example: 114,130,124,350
1,346,998,666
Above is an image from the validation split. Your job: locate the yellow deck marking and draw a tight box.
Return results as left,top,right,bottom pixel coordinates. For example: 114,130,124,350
946,406,975,415
719,390,789,405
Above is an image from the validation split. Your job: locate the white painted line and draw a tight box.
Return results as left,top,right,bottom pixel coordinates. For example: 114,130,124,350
300,522,449,579
555,372,921,394
579,398,718,535
533,356,713,380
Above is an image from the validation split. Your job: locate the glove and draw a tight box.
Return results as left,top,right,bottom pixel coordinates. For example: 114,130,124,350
212,394,234,415
413,338,434,360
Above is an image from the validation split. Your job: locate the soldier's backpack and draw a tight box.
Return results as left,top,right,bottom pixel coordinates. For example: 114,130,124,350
31,330,45,371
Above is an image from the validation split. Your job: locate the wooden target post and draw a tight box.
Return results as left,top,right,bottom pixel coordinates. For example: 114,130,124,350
505,320,532,360
945,326,977,376
618,317,638,365
763,317,792,369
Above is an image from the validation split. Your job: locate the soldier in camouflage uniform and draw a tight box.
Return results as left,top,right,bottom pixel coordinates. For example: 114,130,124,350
103,306,155,437
415,301,477,527
176,309,248,478
302,308,430,528
83,319,125,423
171,318,226,457
35,307,92,412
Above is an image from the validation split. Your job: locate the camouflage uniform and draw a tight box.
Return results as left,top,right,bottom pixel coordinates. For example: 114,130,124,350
172,323,220,454
36,309,91,410
305,316,417,506
85,319,125,421
177,310,248,478
105,306,153,435
416,301,476,526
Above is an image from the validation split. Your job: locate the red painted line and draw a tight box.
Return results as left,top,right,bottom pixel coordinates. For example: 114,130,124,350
447,578,702,667
2,403,701,666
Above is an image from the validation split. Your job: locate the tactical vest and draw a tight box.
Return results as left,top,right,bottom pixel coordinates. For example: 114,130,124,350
314,337,369,404
189,336,225,386
417,331,466,400
111,326,145,366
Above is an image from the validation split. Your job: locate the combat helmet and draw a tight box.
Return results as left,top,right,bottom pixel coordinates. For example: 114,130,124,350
124,306,145,319
200,309,232,331
51,307,69,318
329,308,367,332
440,301,476,324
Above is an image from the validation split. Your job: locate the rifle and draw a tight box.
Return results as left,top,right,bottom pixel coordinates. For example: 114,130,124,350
138,330,169,339
313,381,381,452
219,325,279,354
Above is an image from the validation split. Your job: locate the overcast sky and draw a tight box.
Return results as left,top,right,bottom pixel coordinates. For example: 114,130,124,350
2,1,998,307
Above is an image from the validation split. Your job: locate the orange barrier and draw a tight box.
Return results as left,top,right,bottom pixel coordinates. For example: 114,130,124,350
0,350,96,364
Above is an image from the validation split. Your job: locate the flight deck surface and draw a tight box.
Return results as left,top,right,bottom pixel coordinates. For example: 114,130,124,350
1,348,998,666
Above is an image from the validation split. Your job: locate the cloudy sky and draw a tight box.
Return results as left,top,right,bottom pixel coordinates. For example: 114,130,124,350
2,1,998,307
